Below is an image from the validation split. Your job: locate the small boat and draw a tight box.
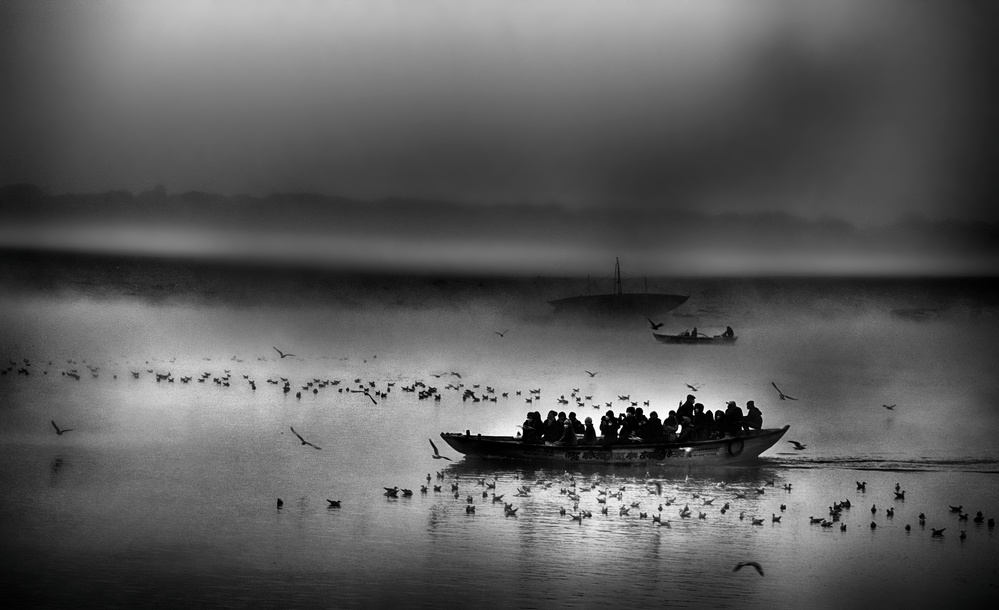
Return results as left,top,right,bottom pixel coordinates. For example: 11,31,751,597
549,258,688,318
890,307,939,322
439,426,789,466
653,332,738,345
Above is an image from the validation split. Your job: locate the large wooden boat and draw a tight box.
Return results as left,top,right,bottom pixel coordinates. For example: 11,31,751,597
653,332,738,345
549,258,688,318
439,426,789,466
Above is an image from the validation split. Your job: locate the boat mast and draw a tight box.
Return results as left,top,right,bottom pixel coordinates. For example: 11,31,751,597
615,257,622,295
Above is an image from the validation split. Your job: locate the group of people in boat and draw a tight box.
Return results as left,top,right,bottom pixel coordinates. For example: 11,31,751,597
519,395,763,446
679,325,735,338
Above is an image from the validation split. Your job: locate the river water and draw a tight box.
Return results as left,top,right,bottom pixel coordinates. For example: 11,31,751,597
1,251,998,608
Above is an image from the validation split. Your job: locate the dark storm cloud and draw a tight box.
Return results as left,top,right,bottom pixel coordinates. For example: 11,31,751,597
0,0,996,225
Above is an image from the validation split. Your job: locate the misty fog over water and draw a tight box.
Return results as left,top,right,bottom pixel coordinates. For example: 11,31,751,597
4,0,999,604
2,249,999,607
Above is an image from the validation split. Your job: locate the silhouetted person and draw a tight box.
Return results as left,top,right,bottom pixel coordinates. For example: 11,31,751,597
582,417,597,444
743,401,763,431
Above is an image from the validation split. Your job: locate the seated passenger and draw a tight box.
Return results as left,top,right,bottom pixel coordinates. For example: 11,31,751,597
521,412,538,443
743,400,763,431
663,411,679,442
600,410,619,444
541,411,559,443
722,326,735,338
582,417,597,444
568,412,585,434
554,421,577,446
724,401,744,436
643,411,664,442
713,410,726,439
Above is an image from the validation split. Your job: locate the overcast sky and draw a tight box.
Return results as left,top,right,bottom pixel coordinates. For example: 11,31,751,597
2,0,997,225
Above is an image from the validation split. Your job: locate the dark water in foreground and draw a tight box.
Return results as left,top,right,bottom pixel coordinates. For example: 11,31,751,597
1,250,998,607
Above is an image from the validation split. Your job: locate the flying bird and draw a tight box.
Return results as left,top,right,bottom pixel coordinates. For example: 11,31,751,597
429,438,452,461
584,370,598,377
494,329,510,337
350,389,378,405
772,382,797,401
685,383,701,392
787,440,807,450
733,561,764,576
646,317,664,330
883,404,896,410
51,420,74,435
290,426,321,450
273,347,295,359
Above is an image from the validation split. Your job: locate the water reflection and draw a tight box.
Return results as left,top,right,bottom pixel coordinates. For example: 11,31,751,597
49,455,65,479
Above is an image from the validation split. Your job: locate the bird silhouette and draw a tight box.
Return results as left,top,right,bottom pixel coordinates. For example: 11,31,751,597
685,383,701,392
787,440,807,450
772,382,797,400
429,438,452,461
494,329,509,337
326,499,341,508
51,420,74,435
733,561,764,576
584,370,598,377
646,317,664,330
883,404,896,410
273,347,295,358
350,389,378,405
290,426,321,450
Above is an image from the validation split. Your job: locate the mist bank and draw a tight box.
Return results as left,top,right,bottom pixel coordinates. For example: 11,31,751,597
2,185,998,275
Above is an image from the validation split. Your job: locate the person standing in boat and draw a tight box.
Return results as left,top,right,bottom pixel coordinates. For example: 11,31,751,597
678,395,696,423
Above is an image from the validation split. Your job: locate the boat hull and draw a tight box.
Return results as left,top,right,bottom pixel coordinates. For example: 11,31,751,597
549,293,689,318
653,333,738,345
439,426,789,466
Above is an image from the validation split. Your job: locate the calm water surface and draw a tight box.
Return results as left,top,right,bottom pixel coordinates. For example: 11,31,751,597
1,257,998,608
